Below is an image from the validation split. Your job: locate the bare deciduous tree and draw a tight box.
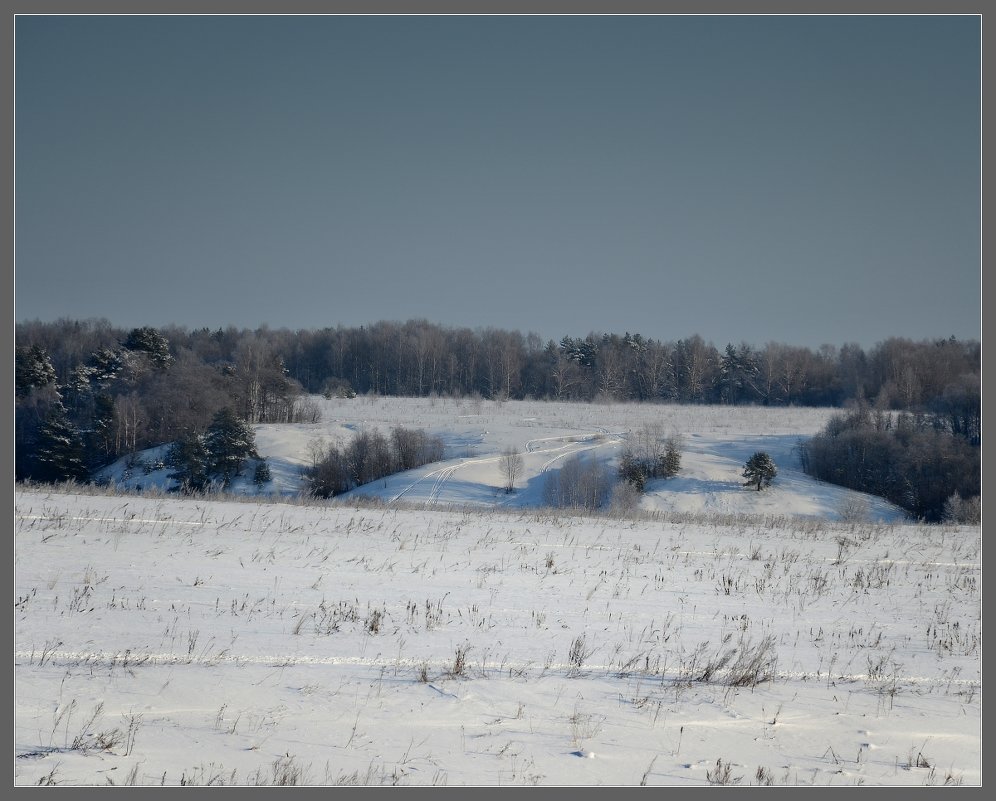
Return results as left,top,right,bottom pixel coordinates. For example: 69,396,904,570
543,452,613,511
499,447,523,493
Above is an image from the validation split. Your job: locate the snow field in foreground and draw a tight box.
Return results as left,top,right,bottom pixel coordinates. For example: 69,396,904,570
14,491,980,785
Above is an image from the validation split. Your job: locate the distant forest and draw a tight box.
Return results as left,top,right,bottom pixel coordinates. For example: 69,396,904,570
15,318,980,520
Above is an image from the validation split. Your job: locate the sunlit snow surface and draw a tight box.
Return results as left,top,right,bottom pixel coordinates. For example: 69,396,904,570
17,398,979,785
96,396,907,522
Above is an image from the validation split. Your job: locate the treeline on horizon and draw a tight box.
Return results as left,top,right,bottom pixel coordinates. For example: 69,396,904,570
18,316,981,407
15,317,980,521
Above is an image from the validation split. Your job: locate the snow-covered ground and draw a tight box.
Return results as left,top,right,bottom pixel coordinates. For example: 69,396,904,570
95,396,908,523
18,398,977,786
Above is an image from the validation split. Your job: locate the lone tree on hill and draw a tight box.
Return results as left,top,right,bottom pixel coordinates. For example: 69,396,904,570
743,451,777,491
499,446,524,493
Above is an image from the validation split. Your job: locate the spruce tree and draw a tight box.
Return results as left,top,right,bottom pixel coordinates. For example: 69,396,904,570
253,459,272,486
661,439,682,478
204,408,257,487
15,345,56,396
123,327,173,369
34,405,88,483
167,431,211,492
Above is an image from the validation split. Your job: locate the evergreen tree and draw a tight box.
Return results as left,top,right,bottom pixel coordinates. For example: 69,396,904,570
743,451,777,491
718,344,760,405
89,393,117,464
204,408,257,486
167,431,211,492
33,405,88,483
15,345,56,396
618,452,647,491
253,459,272,486
89,347,126,385
123,327,173,368
660,438,682,478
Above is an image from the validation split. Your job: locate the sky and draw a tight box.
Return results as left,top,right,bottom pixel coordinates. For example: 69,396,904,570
14,14,981,349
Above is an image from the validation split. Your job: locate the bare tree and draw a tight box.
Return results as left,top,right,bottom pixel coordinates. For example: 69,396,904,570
499,446,523,493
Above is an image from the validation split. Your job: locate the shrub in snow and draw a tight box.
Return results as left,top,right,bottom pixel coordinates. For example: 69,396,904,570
321,378,356,399
305,425,444,499
609,480,643,516
253,460,272,486
542,453,613,511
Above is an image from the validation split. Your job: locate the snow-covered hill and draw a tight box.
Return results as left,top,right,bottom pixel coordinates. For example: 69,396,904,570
94,396,907,522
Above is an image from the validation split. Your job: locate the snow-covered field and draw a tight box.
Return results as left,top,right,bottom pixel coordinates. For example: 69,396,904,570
16,399,979,786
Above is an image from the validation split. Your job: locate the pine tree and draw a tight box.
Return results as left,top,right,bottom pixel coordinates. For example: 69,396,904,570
743,451,777,491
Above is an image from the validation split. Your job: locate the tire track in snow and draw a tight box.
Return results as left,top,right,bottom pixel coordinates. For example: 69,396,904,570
391,432,625,505
17,514,208,528
389,455,501,504
16,516,977,569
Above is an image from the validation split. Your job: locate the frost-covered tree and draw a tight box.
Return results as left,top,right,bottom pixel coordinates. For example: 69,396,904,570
941,493,981,525
743,451,777,491
15,345,56,396
619,426,682,490
123,327,173,369
660,436,682,478
499,447,523,493
89,347,127,385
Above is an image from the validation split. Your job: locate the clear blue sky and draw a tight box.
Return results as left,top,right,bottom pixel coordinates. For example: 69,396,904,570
15,14,980,348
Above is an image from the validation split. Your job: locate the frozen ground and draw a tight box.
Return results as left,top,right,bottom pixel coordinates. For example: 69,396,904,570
17,398,976,786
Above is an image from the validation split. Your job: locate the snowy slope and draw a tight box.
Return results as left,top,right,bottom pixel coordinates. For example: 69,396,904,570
93,396,907,523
